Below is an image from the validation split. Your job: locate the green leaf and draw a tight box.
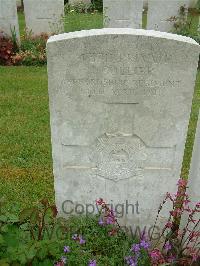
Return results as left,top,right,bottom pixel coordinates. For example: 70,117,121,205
19,208,35,222
1,224,9,233
26,245,37,260
37,244,48,260
0,215,7,223
7,213,19,223
0,234,5,245
47,242,60,257
30,210,40,225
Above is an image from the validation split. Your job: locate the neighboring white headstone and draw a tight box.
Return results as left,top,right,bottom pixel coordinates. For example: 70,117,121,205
181,111,200,247
0,0,20,41
147,0,190,32
103,0,143,28
188,111,200,204
47,28,199,230
145,0,197,8
23,0,64,36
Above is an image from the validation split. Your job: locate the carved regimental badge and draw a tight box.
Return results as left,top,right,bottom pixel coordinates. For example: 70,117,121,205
91,134,147,181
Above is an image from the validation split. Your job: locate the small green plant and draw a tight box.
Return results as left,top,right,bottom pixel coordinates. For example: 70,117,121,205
142,179,200,266
0,198,65,265
12,31,47,66
0,29,47,66
171,5,190,35
10,27,19,52
172,5,200,69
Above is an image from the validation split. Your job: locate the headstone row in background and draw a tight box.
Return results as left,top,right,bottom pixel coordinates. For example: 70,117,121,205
104,0,191,32
0,0,65,41
0,0,198,40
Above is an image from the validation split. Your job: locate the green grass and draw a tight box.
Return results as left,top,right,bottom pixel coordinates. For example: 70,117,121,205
0,66,54,208
18,11,26,36
64,12,103,32
181,71,200,177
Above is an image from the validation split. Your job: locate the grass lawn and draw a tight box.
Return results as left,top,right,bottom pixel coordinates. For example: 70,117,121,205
0,67,54,209
0,10,199,210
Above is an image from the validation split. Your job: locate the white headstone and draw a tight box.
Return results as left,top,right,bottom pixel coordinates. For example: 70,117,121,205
188,111,200,204
23,0,64,36
47,29,199,230
147,0,190,32
145,0,197,9
181,111,200,247
0,0,20,41
103,0,143,28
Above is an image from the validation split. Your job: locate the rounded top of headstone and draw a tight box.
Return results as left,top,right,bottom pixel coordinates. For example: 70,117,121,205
47,28,199,47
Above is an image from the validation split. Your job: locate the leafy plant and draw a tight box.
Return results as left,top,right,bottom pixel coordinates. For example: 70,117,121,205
0,29,47,66
0,198,65,265
65,1,99,14
0,198,140,265
170,5,190,35
0,33,15,66
91,0,103,12
145,179,199,266
1,179,199,265
12,31,47,66
172,5,200,69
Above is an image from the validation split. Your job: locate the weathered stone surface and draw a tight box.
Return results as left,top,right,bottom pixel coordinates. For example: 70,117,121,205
144,0,197,9
23,0,64,35
188,111,200,204
147,0,190,32
103,0,143,28
181,111,200,246
47,29,199,230
0,0,20,40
